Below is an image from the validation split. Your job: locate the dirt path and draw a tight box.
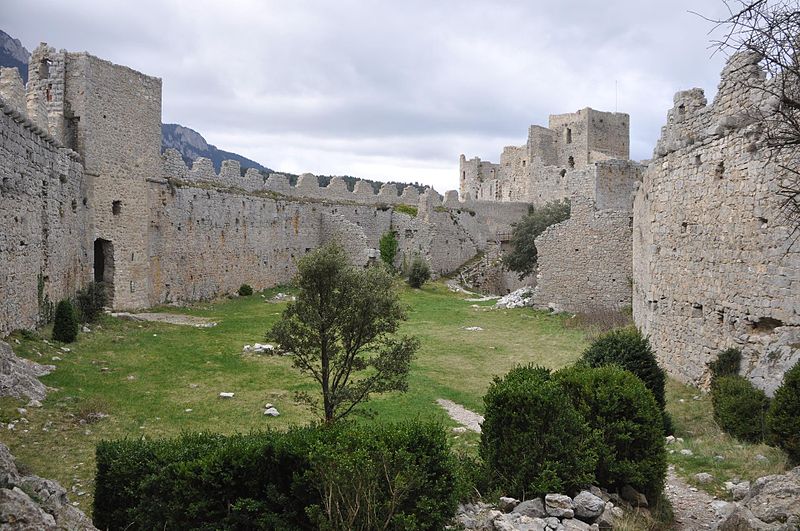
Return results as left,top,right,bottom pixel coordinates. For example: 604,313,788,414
110,312,217,328
665,466,731,530
436,398,484,433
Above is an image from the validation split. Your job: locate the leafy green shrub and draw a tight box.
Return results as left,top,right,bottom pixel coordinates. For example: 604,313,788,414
52,299,79,343
581,328,666,410
408,256,431,288
238,284,254,296
480,365,597,498
708,348,742,381
766,360,800,464
555,365,667,500
307,422,458,530
711,375,770,443
379,230,398,269
505,199,571,278
94,422,457,530
75,281,108,323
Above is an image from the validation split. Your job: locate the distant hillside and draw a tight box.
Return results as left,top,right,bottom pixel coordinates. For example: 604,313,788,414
0,29,30,83
161,123,272,174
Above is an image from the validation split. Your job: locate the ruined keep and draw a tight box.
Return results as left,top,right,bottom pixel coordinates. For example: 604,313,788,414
459,108,630,204
634,52,800,395
0,42,530,336
460,109,642,313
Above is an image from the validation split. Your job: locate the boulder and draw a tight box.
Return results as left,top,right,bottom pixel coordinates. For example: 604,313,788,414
512,498,547,518
498,496,520,512
0,340,54,401
572,490,605,520
694,472,714,484
595,503,621,530
620,484,648,507
545,493,574,518
562,518,593,530
718,506,773,531
742,466,800,524
0,487,56,530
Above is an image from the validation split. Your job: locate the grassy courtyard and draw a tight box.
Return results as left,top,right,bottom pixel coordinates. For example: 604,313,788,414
0,281,586,513
0,280,791,518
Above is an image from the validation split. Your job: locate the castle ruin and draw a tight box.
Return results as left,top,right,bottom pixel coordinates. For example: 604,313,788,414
460,109,642,314
0,41,797,395
0,43,529,336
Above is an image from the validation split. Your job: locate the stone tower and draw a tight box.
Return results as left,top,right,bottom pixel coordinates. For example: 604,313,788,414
27,43,162,309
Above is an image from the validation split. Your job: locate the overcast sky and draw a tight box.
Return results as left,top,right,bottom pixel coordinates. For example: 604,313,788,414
5,0,733,192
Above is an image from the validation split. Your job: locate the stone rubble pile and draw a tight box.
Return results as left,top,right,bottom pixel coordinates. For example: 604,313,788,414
495,288,535,309
242,343,276,354
0,442,97,530
454,487,630,531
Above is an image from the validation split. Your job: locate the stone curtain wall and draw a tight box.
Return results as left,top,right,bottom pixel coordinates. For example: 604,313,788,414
533,199,633,313
0,96,88,336
146,178,485,305
633,52,800,394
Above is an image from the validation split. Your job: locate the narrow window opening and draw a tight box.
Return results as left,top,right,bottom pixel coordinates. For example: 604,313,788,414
112,200,122,215
695,154,702,166
715,162,725,179
568,156,575,169
565,127,572,144
38,59,50,79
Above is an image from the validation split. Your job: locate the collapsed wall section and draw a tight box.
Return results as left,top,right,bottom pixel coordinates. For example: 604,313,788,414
633,52,800,394
0,96,88,336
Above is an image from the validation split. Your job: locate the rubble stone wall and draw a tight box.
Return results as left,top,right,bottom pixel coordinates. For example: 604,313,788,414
534,199,633,313
0,96,88,336
633,52,800,395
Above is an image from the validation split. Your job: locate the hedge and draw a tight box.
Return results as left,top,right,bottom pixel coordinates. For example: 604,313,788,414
94,422,457,530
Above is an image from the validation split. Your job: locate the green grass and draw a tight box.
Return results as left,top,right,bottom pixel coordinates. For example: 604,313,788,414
0,281,792,517
665,379,788,498
0,281,586,514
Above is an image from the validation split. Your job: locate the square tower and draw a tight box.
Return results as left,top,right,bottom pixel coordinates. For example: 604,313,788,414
548,108,629,169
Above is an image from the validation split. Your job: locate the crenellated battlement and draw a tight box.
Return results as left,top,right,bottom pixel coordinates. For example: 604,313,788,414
161,148,494,212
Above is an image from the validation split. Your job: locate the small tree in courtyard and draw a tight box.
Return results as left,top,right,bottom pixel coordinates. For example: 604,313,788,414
408,255,431,288
505,199,571,278
267,243,419,423
52,299,79,343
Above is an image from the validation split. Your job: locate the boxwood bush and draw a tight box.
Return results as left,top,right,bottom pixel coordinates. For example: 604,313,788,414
707,347,742,381
237,284,254,296
95,422,457,530
555,365,667,500
479,365,597,499
766,360,800,464
711,375,770,443
52,299,79,343
581,327,672,433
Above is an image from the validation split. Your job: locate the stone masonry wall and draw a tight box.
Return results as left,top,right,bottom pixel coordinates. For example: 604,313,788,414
0,96,88,336
633,52,800,395
533,198,633,313
64,52,162,310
